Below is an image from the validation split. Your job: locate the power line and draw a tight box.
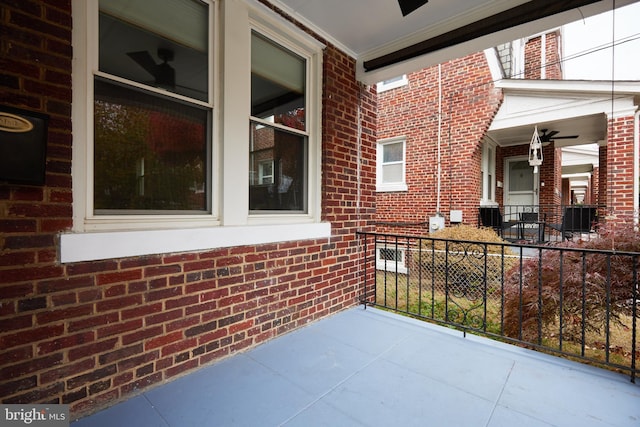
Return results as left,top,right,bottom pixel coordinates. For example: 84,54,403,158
505,32,640,80
563,32,640,64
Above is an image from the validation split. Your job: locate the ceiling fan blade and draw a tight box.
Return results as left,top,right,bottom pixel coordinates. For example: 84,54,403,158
553,135,579,139
397,0,428,17
127,51,158,77
546,130,559,138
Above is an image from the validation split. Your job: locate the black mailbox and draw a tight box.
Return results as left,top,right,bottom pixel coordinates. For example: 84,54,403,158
0,106,49,185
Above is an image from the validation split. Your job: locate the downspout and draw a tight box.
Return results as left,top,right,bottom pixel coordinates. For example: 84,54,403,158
357,84,363,230
436,63,442,215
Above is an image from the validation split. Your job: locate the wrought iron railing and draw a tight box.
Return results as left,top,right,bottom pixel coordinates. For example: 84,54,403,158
479,204,606,243
358,231,639,382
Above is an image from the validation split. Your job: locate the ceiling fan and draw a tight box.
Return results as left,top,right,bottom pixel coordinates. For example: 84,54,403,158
127,48,175,90
539,129,579,143
398,0,428,17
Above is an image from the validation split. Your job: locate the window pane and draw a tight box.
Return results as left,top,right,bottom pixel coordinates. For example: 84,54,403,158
250,122,306,211
99,0,208,101
379,248,401,262
251,31,305,131
94,79,209,213
509,160,534,191
382,164,403,183
383,142,403,162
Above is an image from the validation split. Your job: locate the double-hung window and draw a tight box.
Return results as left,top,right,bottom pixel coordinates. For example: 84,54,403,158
95,0,212,218
376,137,407,192
249,31,307,213
66,0,328,262
481,139,497,204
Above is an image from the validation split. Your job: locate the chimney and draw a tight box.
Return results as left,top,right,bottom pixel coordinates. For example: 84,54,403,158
524,30,562,80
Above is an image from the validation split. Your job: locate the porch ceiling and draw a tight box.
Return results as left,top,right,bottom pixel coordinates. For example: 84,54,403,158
267,0,639,84
487,113,607,148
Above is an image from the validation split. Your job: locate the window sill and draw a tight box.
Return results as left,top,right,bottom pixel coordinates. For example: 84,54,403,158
376,184,408,192
59,222,331,263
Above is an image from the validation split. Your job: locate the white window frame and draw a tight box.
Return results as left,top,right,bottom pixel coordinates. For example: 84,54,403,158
376,137,408,192
71,0,218,232
245,9,323,224
480,139,497,205
64,0,328,263
375,241,408,274
377,75,408,92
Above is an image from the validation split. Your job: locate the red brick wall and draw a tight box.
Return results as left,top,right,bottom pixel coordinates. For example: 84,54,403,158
524,31,562,80
524,36,542,79
605,115,636,222
599,145,608,206
376,52,502,234
0,1,375,418
544,31,562,79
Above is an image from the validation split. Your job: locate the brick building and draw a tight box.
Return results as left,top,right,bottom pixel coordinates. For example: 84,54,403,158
0,0,376,418
1,0,634,421
376,28,640,236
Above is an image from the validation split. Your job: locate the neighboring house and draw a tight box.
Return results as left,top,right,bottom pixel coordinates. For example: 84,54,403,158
376,27,640,237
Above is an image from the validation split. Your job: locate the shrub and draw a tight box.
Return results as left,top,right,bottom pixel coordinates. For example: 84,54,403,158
431,224,510,254
412,225,516,311
503,223,640,342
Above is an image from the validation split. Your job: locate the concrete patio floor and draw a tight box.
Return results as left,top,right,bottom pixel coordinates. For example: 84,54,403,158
72,306,640,427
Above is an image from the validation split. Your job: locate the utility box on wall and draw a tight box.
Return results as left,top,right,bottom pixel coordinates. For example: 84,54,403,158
0,106,49,185
429,215,445,233
450,210,463,223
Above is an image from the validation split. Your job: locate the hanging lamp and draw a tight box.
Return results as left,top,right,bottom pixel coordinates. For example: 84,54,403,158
528,125,543,174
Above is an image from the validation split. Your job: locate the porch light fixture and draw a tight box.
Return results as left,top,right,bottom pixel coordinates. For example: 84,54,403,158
529,125,543,174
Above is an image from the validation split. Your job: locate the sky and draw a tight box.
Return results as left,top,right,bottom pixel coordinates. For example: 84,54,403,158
562,2,640,80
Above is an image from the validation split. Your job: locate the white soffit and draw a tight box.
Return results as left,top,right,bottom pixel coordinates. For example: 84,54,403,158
267,0,639,84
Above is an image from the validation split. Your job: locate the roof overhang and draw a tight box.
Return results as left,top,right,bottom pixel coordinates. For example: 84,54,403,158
266,0,638,84
487,79,640,147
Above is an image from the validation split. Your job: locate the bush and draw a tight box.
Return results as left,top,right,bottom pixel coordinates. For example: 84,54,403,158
431,224,511,254
503,223,639,342
411,225,516,311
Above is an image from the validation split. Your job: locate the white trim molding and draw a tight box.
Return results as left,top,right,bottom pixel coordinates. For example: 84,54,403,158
60,222,331,263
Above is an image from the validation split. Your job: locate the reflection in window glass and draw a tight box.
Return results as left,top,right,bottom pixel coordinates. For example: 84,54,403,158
249,122,306,211
99,0,208,101
251,31,305,131
94,79,209,213
95,0,211,215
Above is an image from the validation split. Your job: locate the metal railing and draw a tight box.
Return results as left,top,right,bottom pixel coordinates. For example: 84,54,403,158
480,204,607,243
358,231,639,382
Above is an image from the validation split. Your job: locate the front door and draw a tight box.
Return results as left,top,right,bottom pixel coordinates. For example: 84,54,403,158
505,157,538,218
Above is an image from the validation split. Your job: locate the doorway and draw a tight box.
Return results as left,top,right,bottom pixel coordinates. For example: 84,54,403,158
504,157,539,220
